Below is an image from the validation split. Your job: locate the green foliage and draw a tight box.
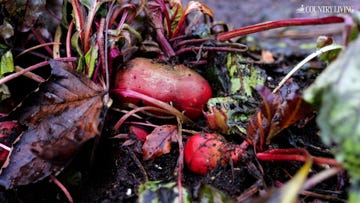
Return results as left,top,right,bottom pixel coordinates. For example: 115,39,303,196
204,53,265,135
138,181,191,203
0,50,13,101
85,45,99,78
137,181,236,203
226,53,265,97
316,36,341,63
197,184,236,203
205,96,256,134
0,50,14,78
304,36,360,202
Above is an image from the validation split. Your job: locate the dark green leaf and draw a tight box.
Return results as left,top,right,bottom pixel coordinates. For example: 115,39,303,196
197,184,236,203
304,36,360,202
138,181,191,203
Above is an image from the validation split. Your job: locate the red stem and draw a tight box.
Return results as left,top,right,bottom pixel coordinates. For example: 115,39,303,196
66,20,75,68
172,37,212,49
217,16,344,42
70,0,85,40
0,57,77,85
156,30,176,57
66,20,74,59
30,28,53,56
256,148,341,167
50,175,74,203
112,88,192,124
116,10,128,30
175,46,247,55
176,118,184,203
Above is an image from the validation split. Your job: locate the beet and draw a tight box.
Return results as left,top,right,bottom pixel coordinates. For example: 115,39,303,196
113,58,212,119
184,133,247,175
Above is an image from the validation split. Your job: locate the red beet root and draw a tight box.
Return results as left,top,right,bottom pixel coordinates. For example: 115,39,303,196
184,133,248,175
113,58,212,119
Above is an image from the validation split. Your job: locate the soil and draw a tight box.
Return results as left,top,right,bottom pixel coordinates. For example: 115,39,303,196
0,0,357,202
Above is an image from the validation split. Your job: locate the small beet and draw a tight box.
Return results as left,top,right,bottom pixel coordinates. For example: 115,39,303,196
184,133,248,175
113,58,212,119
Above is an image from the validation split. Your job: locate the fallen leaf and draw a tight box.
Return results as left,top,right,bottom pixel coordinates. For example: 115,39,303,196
261,50,275,63
0,60,109,189
142,125,177,160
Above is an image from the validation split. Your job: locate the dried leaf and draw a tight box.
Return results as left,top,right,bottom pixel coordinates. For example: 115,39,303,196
142,125,177,160
0,60,109,189
267,94,313,143
261,50,275,63
172,1,214,38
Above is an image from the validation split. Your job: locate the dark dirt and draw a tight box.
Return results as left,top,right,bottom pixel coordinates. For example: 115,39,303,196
0,0,356,202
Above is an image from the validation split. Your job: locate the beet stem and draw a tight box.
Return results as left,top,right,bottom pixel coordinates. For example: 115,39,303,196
217,16,344,41
256,148,341,167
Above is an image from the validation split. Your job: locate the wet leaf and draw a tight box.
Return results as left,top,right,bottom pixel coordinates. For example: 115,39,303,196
267,94,313,143
5,0,46,32
142,125,177,160
0,60,109,189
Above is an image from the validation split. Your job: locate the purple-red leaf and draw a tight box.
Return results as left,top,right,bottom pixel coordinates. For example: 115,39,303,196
0,60,108,189
247,86,313,151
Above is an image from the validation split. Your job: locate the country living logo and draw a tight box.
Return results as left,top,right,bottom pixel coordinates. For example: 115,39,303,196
296,4,354,14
